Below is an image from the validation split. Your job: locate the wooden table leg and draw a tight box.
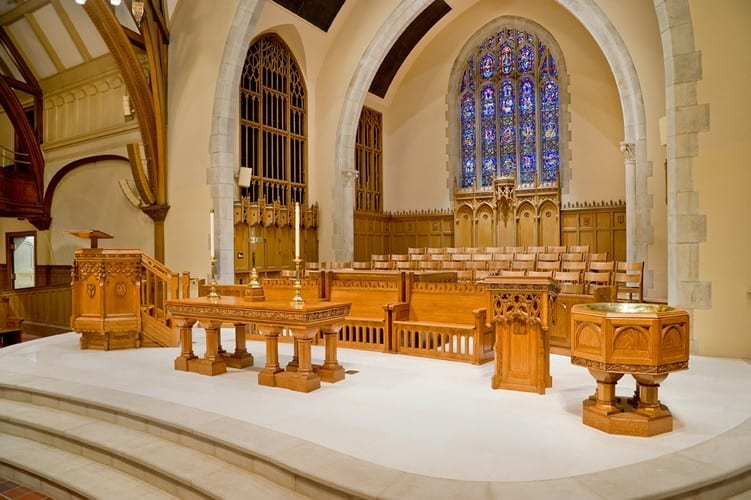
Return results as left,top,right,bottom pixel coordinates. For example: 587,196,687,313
173,317,197,371
222,323,254,369
318,324,345,383
195,320,226,376
258,325,284,387
276,327,320,393
286,335,300,371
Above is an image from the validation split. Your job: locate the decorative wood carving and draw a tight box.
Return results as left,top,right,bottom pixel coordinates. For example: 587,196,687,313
72,249,142,350
452,177,560,249
570,303,690,436
234,200,319,281
485,277,559,394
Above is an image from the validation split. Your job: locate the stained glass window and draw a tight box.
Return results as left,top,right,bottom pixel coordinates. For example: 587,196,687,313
457,28,560,188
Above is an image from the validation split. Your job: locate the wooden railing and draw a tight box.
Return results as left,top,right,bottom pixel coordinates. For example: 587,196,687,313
140,253,191,347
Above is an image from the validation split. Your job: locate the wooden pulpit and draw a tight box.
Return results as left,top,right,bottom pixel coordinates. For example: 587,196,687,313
484,277,559,394
71,248,142,350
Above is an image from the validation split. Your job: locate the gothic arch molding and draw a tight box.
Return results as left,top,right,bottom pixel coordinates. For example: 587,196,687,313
208,0,263,282
331,0,651,273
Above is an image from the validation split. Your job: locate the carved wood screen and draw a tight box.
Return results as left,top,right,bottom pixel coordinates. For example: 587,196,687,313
454,179,560,249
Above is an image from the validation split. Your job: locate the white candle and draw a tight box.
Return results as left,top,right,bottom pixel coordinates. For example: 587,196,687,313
295,202,300,259
209,209,215,259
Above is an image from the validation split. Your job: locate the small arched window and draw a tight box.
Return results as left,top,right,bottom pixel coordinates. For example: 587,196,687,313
458,27,559,189
240,34,307,205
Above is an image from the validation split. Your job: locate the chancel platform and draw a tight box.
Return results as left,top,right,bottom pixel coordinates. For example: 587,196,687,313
0,332,750,498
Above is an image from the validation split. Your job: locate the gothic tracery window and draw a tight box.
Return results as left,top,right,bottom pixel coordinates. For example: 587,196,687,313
240,34,306,205
459,28,559,189
355,107,383,212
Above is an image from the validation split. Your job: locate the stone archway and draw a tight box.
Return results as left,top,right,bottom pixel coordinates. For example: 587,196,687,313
207,0,263,282
331,0,652,279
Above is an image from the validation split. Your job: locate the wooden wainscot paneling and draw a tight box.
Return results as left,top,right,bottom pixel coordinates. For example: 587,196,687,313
353,209,453,261
560,200,626,261
1,285,72,337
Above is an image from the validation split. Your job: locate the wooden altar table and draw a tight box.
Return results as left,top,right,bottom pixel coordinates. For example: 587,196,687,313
166,297,351,393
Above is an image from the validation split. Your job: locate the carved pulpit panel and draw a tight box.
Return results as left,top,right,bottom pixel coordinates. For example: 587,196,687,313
71,249,142,350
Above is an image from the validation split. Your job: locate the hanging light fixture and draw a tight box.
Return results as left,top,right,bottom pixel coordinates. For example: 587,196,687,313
75,0,145,27
76,0,122,5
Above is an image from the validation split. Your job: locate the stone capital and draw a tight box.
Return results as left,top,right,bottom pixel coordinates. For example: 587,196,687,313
341,169,359,188
620,141,635,162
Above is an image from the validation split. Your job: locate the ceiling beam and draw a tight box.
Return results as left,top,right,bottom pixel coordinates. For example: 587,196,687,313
83,0,169,261
0,0,50,26
25,12,66,74
51,0,92,62
0,27,42,92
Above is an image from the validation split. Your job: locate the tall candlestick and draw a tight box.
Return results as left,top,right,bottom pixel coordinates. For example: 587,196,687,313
295,202,300,259
209,209,215,259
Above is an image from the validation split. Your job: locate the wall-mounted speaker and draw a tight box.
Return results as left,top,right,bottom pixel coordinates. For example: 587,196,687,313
238,167,253,188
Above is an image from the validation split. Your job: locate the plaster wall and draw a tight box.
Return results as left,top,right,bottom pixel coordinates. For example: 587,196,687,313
166,0,240,278
689,0,751,358
382,0,625,213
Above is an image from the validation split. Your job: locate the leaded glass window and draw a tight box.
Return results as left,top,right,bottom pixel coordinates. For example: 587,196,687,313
458,28,559,189
240,35,306,205
355,107,383,212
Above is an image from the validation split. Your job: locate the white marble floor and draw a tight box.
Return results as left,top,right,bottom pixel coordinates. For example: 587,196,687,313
1,331,750,483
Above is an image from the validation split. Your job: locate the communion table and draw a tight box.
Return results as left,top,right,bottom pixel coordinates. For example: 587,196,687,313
166,297,351,393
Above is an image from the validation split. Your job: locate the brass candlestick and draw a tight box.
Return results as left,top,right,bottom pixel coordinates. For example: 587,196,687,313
290,257,305,307
245,261,265,301
207,256,220,300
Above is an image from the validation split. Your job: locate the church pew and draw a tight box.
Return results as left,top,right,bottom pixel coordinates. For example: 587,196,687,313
391,280,494,364
322,270,406,352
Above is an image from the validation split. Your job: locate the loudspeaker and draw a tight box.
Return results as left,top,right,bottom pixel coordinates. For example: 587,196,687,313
238,167,253,188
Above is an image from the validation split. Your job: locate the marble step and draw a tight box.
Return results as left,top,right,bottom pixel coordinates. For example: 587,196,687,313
0,433,177,500
0,398,306,499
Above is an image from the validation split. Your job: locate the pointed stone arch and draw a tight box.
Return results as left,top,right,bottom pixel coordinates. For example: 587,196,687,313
208,0,263,282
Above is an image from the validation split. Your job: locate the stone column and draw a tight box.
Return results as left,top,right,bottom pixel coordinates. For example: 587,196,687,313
620,142,637,262
334,169,359,262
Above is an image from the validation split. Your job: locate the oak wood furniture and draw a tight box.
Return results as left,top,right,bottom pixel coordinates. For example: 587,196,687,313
614,261,645,302
484,276,559,394
68,229,114,249
71,249,142,350
166,297,350,393
570,302,690,436
391,281,494,364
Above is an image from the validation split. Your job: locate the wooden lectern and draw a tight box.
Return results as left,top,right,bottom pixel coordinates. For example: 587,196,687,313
484,277,559,394
68,229,113,249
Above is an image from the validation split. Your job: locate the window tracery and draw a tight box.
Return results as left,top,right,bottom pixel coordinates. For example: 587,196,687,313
458,28,559,190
